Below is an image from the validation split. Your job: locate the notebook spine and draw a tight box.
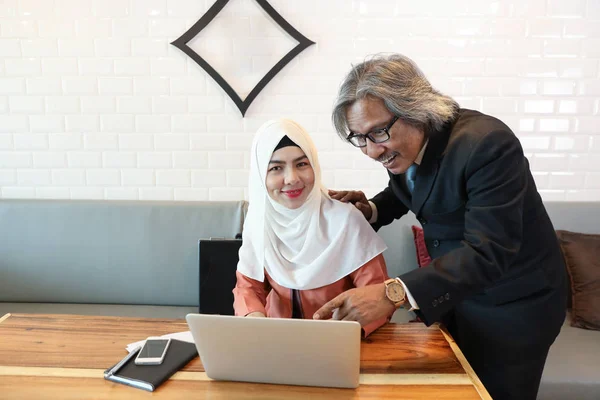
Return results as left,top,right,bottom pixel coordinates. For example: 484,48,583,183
104,372,154,392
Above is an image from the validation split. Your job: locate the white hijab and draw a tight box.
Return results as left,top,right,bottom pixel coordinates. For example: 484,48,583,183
237,118,387,290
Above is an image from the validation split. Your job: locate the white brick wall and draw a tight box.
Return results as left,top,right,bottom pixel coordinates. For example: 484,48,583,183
0,0,599,201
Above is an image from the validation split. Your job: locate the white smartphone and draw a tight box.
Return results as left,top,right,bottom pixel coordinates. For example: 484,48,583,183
134,337,171,365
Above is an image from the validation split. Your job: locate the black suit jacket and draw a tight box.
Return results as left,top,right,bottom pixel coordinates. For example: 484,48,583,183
372,109,566,363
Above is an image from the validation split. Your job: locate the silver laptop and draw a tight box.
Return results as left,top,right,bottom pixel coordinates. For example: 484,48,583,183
185,313,361,388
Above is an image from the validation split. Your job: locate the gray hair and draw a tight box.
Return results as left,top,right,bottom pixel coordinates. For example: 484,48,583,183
332,54,459,139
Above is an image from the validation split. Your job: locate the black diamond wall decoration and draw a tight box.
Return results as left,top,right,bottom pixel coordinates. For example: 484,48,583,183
171,0,315,117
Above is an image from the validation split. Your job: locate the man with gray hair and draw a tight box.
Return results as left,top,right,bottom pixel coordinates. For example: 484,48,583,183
313,54,567,400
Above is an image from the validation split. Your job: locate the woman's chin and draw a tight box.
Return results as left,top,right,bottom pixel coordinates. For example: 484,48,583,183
283,199,303,209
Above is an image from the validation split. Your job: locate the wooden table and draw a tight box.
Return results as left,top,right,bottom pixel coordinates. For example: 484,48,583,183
0,313,491,399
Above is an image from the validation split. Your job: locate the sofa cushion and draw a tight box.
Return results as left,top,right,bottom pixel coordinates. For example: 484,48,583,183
376,211,420,279
0,303,197,319
411,225,432,267
538,313,600,400
556,230,600,330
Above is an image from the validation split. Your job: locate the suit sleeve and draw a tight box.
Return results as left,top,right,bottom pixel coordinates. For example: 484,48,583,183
370,183,410,231
350,253,392,337
399,129,528,325
233,271,271,316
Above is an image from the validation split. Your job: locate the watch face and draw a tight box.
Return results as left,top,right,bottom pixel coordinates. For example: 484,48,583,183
386,282,405,302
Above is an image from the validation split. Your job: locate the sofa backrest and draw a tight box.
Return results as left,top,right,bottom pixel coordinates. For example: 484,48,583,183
543,202,599,234
376,212,421,279
1,199,597,308
0,199,245,306
373,201,600,280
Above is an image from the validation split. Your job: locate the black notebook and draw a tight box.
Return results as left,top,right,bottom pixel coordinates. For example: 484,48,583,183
104,339,198,392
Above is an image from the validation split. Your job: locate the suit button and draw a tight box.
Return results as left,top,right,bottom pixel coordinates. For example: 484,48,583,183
432,299,438,307
445,293,450,300
438,296,444,303
433,239,440,247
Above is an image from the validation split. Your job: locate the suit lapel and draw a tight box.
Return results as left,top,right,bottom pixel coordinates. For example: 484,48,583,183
390,174,412,207
411,122,453,216
412,156,439,216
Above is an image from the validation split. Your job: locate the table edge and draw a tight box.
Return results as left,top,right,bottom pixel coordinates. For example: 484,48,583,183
0,366,473,386
0,314,487,395
439,325,492,400
0,313,11,325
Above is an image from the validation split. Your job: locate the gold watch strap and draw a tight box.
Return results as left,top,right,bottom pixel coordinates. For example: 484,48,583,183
385,278,406,308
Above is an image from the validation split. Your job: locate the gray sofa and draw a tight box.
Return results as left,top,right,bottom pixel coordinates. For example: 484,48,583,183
528,203,600,400
1,199,598,399
0,199,246,318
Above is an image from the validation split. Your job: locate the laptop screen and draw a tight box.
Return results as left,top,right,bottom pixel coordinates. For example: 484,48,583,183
198,239,242,315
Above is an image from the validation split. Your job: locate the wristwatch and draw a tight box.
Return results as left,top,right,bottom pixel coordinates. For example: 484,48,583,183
384,278,406,308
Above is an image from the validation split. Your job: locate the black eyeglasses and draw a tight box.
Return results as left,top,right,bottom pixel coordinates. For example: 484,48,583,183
346,116,398,148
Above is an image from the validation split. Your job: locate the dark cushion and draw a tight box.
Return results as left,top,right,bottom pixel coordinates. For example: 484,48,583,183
556,230,600,331
411,225,431,268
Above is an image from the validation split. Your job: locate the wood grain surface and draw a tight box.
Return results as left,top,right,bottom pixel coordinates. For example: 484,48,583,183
0,313,487,399
0,314,463,374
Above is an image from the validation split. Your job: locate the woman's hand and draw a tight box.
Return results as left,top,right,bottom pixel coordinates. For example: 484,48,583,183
246,312,266,318
328,189,372,220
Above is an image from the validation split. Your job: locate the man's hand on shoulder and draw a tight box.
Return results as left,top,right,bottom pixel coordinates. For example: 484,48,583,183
328,189,372,221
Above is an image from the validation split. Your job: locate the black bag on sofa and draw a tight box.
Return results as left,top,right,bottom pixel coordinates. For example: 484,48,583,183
198,238,242,315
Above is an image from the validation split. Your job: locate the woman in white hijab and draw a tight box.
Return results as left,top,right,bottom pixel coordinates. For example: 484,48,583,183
233,118,391,336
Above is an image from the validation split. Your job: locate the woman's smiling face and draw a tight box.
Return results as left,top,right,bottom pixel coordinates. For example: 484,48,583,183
265,146,315,209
